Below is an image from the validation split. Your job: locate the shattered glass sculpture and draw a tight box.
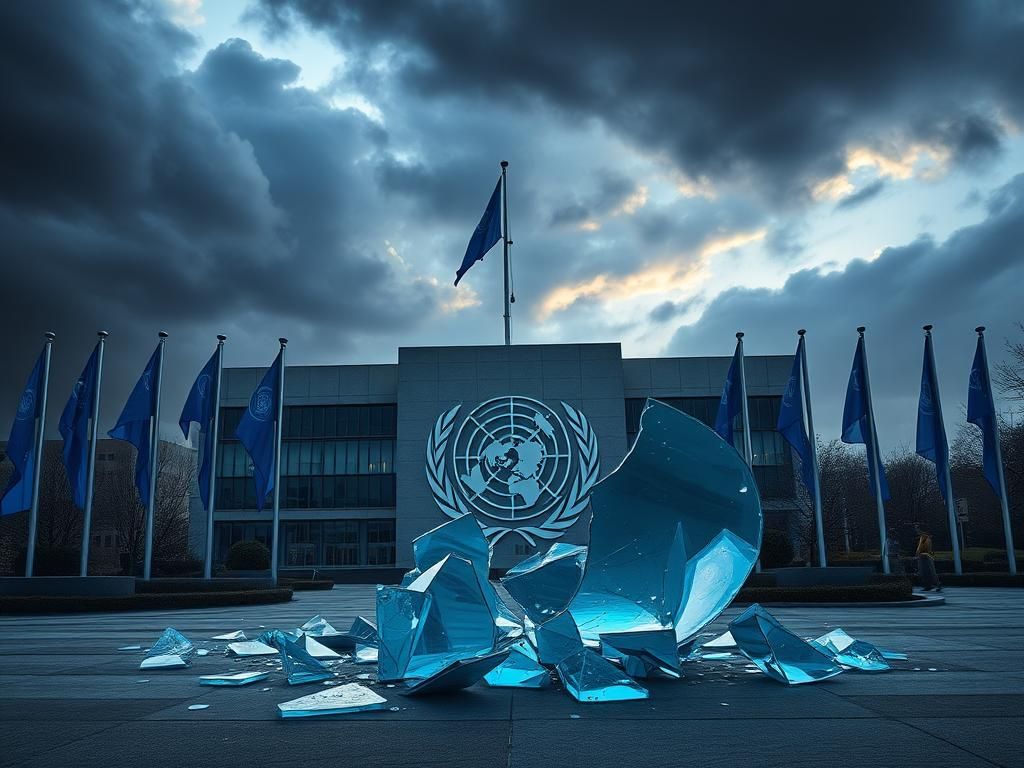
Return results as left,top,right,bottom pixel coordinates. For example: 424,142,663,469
140,628,194,670
729,605,844,685
557,648,649,703
600,629,681,679
278,637,333,685
404,650,510,695
377,586,432,682
227,640,278,657
413,513,491,587
278,683,388,718
200,671,270,686
300,615,339,637
568,400,761,641
811,629,891,672
534,611,584,666
501,543,587,623
483,640,550,689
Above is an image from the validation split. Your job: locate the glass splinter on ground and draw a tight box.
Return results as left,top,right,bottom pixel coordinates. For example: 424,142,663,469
211,631,246,641
278,683,389,718
140,628,194,670
200,671,271,686
810,628,891,672
729,604,845,685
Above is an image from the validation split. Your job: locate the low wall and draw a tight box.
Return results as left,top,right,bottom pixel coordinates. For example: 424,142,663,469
766,566,875,587
0,576,136,597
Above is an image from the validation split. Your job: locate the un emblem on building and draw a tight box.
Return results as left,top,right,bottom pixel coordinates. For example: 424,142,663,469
427,396,600,546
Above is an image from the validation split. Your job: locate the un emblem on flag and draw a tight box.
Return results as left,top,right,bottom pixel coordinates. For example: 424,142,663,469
426,396,600,546
16,389,34,421
249,386,274,422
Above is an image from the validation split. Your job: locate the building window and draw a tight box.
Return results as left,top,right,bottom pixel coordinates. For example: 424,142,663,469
214,522,273,566
272,519,396,567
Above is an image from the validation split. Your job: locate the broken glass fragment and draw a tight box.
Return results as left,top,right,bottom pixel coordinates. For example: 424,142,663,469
211,631,246,641
227,640,278,657
556,648,649,703
140,628,194,670
278,637,333,685
303,636,341,659
376,586,432,682
413,513,491,587
403,650,510,695
879,649,908,661
199,671,271,686
568,400,761,641
256,629,301,647
354,644,379,664
501,543,587,623
811,629,891,672
534,611,584,666
312,616,378,652
729,605,844,685
278,683,389,718
118,645,142,651
300,615,339,637
187,704,209,711
700,630,736,649
599,629,681,678
483,640,551,689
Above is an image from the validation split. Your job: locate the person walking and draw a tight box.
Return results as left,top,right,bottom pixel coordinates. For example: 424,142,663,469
886,528,904,575
915,524,943,592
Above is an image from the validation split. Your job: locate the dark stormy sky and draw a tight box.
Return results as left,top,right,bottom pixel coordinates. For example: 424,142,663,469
1,0,1022,450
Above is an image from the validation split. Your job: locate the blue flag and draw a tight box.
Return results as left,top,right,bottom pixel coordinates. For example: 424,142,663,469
841,337,890,501
59,345,100,508
454,178,502,286
777,349,815,495
916,334,950,501
1,350,46,515
235,350,282,511
108,345,161,505
714,343,743,446
180,348,220,511
967,336,1001,494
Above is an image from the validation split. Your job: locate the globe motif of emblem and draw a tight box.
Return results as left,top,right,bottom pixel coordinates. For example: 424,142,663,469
250,386,274,421
427,395,600,545
16,390,34,420
197,373,211,398
453,396,573,523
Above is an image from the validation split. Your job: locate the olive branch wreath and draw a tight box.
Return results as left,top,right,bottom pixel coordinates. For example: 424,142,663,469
425,401,600,546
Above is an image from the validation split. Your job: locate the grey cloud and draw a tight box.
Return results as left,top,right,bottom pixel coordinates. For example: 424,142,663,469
649,297,702,324
835,180,887,211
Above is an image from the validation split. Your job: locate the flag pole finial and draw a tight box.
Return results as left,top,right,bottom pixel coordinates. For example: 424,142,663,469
98,330,109,338
735,331,744,339
44,331,55,341
217,334,227,342
158,331,169,340
857,326,866,335
279,337,288,346
500,160,508,168
797,328,806,336
923,324,933,334
975,326,986,335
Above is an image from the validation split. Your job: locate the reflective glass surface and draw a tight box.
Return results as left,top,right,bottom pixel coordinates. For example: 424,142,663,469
730,604,844,685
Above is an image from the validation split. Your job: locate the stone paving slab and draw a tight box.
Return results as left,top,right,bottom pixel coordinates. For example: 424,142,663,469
0,586,1021,767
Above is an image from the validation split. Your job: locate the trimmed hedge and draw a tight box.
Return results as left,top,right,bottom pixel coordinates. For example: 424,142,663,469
227,540,271,570
0,588,293,614
913,573,1024,588
735,580,913,604
137,578,275,593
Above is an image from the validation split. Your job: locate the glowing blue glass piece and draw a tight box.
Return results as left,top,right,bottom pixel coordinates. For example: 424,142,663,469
599,629,681,678
199,671,270,686
534,611,584,666
729,604,844,685
300,615,339,636
256,629,302,647
413,513,491,586
556,648,649,703
568,400,762,641
501,543,587,623
376,585,432,682
403,650,510,695
278,636,332,685
811,629,891,672
484,640,551,688
140,628,194,669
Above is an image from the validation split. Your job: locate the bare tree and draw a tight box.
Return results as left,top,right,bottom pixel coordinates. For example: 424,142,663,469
994,322,1024,403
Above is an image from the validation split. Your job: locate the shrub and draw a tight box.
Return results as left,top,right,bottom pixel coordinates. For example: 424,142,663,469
13,548,80,576
760,529,793,568
0,588,293,614
226,540,270,571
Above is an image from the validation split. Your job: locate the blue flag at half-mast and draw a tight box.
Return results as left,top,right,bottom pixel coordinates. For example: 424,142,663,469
841,336,890,501
777,350,815,495
108,345,161,504
180,349,220,510
454,177,502,286
59,345,100,508
714,343,743,446
967,336,1001,493
235,350,282,511
916,334,950,501
1,350,46,515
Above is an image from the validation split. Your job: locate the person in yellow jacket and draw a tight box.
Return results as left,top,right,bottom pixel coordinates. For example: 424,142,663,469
915,523,943,592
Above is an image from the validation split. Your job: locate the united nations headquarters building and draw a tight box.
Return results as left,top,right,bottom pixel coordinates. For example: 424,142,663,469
192,343,797,578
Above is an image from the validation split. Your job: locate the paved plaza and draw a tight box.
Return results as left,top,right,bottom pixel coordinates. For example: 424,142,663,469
1,587,1022,768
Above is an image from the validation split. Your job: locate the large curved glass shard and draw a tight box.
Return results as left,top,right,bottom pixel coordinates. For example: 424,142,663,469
484,640,551,688
674,530,759,643
556,648,649,703
413,513,491,586
568,399,762,640
403,650,510,695
599,629,681,679
501,543,587,623
140,628,194,669
811,629,891,673
729,605,843,685
534,611,585,666
376,586,432,682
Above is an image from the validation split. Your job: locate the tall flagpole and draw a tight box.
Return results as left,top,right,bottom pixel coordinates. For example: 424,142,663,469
203,335,226,580
924,325,962,575
142,332,168,581
80,330,108,577
25,332,55,578
736,332,759,572
976,326,1017,576
857,326,889,575
501,160,511,346
798,330,827,568
270,338,287,585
